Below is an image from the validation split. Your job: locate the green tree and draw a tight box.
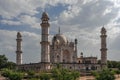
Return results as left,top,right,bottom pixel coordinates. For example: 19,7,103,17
71,70,80,80
114,70,120,77
51,68,60,80
51,64,80,80
39,73,51,80
27,70,35,78
8,72,23,80
6,61,16,69
1,68,11,77
91,71,99,78
107,60,120,69
117,62,120,70
1,68,24,80
0,55,16,70
0,55,8,69
95,69,115,80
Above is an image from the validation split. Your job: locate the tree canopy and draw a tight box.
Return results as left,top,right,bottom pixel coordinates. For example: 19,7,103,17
107,60,120,69
50,64,80,80
0,55,16,70
95,69,115,80
1,68,24,80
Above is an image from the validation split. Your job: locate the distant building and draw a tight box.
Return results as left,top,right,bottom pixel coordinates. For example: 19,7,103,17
16,12,107,71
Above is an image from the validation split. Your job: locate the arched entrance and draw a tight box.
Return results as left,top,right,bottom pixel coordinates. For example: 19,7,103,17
91,66,96,70
86,67,89,71
63,50,70,63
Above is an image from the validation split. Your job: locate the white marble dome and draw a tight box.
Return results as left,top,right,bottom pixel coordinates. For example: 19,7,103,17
53,34,68,45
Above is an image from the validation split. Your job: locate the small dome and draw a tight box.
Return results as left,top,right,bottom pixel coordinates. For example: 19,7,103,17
53,34,68,45
17,32,22,37
101,27,106,31
55,39,60,45
69,42,74,47
101,27,106,34
41,12,49,20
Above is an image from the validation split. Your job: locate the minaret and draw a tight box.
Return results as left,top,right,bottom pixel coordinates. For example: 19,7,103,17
16,32,22,65
73,38,78,63
100,27,107,68
40,12,50,63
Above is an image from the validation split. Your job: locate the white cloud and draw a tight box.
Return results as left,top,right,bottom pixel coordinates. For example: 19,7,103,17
63,26,100,58
0,30,41,63
59,5,81,21
0,0,120,62
0,0,78,19
0,30,17,62
0,0,38,19
18,15,40,29
0,20,21,25
57,0,119,28
21,31,41,63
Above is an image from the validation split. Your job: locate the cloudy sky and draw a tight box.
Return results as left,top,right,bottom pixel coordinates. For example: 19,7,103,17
0,0,120,63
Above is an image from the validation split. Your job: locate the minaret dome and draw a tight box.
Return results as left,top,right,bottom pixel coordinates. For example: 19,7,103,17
17,32,22,38
101,27,106,35
41,12,49,20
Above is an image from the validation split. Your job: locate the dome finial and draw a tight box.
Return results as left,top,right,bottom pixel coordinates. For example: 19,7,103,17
44,8,46,12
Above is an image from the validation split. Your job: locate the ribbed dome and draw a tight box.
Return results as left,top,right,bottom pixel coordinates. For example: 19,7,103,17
42,12,48,17
101,27,106,34
53,34,68,45
55,39,60,45
101,27,106,31
17,32,22,37
41,12,49,19
41,12,49,20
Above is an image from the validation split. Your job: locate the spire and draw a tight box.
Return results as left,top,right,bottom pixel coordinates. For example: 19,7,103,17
44,8,46,12
58,26,60,34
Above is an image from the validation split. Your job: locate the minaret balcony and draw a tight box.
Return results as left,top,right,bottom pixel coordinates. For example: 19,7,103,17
16,39,22,41
100,48,107,51
100,35,107,37
16,51,22,53
40,23,50,27
40,41,50,44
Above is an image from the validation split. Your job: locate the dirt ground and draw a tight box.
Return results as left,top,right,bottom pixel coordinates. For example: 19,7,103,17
79,75,120,80
0,75,120,80
0,74,5,80
79,76,95,80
